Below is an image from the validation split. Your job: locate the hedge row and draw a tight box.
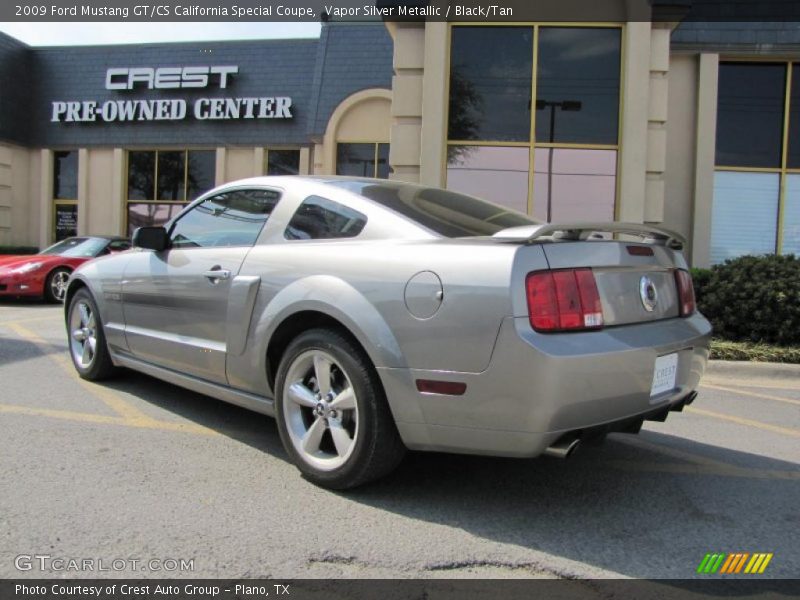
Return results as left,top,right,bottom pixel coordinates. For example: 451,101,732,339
692,254,800,346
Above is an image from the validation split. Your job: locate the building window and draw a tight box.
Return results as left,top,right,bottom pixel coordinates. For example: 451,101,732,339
446,25,622,221
53,150,78,241
712,62,800,263
266,149,301,175
125,149,215,235
336,143,390,178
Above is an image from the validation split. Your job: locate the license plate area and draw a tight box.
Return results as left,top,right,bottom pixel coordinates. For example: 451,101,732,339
650,352,678,400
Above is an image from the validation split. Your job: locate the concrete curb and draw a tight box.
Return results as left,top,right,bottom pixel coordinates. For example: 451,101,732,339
706,359,800,380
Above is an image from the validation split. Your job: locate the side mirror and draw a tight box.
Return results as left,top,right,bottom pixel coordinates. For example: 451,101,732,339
132,226,169,252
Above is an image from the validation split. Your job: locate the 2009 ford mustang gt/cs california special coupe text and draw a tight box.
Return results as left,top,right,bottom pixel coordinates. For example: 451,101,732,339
64,176,710,489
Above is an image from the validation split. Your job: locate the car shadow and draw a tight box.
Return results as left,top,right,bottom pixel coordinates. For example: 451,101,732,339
100,370,286,456
0,335,66,366
0,297,51,307
99,369,799,580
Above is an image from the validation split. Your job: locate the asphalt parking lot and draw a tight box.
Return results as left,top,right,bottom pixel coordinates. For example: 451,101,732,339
1,300,798,580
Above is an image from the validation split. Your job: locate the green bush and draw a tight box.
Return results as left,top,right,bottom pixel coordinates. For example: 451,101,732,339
696,254,800,346
690,267,712,307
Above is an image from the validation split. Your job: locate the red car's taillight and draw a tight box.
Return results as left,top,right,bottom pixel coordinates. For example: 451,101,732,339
674,269,696,317
526,268,604,332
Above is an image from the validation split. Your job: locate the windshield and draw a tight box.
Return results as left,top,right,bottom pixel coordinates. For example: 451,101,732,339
40,237,108,258
326,180,538,237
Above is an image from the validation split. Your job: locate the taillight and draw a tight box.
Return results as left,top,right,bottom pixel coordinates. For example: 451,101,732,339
674,269,696,317
526,268,604,332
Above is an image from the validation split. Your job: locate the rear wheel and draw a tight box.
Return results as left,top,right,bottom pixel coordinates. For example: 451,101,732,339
67,288,118,380
275,328,405,489
44,267,71,303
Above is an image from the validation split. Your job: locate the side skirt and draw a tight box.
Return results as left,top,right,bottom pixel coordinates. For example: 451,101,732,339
111,351,275,417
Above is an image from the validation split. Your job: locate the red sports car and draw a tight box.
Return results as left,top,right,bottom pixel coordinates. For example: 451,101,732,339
0,236,130,303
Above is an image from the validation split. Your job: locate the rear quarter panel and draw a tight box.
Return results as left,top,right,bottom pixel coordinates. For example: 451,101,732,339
229,239,541,398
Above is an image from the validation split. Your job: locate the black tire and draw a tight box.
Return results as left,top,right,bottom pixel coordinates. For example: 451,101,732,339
275,328,406,489
66,288,118,381
44,267,71,303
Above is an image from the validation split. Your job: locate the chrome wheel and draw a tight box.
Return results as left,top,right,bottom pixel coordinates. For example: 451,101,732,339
46,269,70,302
282,349,359,471
69,300,98,369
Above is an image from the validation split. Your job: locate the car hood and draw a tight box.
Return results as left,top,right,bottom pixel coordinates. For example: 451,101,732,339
0,254,58,272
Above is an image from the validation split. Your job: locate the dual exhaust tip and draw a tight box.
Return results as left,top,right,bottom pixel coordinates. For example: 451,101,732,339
542,391,699,459
543,438,581,459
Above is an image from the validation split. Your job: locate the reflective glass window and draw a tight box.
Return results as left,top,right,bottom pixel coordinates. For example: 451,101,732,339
710,171,780,264
448,26,533,142
716,63,786,168
157,151,186,201
187,150,216,200
53,151,78,199
267,149,301,175
337,144,376,177
536,27,621,145
533,149,616,222
788,64,800,169
128,151,156,200
127,203,185,236
446,146,530,214
782,175,800,255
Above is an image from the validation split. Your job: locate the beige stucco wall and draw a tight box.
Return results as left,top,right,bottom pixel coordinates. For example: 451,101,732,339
314,89,392,175
388,21,675,230
663,54,698,251
85,148,117,236
0,143,36,247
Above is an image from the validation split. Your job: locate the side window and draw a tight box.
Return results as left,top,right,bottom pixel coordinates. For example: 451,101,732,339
170,189,280,248
284,195,367,240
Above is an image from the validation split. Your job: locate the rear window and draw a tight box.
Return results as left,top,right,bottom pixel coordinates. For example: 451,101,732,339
326,180,537,237
285,195,368,240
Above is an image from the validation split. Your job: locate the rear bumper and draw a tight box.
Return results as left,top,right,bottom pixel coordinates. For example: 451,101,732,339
379,313,711,457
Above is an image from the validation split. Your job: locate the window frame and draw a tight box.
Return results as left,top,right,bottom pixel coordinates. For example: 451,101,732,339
714,58,799,256
125,148,216,236
444,23,625,220
335,142,390,179
264,147,303,176
52,150,79,242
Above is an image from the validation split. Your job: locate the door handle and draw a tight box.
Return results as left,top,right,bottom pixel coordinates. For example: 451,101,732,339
203,267,231,283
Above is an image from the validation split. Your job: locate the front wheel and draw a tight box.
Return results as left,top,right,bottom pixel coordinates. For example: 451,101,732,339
44,267,71,303
67,288,118,380
275,328,405,489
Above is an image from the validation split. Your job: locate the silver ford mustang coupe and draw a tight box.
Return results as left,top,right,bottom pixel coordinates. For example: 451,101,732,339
65,176,711,488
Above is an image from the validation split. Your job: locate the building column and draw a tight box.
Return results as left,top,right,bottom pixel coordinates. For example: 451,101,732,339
691,53,719,268
253,147,265,176
38,149,53,248
300,147,311,175
215,147,226,186
77,148,89,235
389,23,425,183
617,22,651,223
111,148,125,236
419,22,448,188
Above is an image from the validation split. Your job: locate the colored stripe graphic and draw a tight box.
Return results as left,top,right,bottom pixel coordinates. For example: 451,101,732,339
699,553,773,575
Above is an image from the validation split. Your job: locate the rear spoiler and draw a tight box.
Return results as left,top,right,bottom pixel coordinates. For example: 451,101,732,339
492,222,685,250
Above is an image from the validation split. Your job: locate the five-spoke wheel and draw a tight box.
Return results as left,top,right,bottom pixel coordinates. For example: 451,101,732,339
283,350,359,471
66,288,117,380
69,299,98,369
275,328,405,489
45,267,71,303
